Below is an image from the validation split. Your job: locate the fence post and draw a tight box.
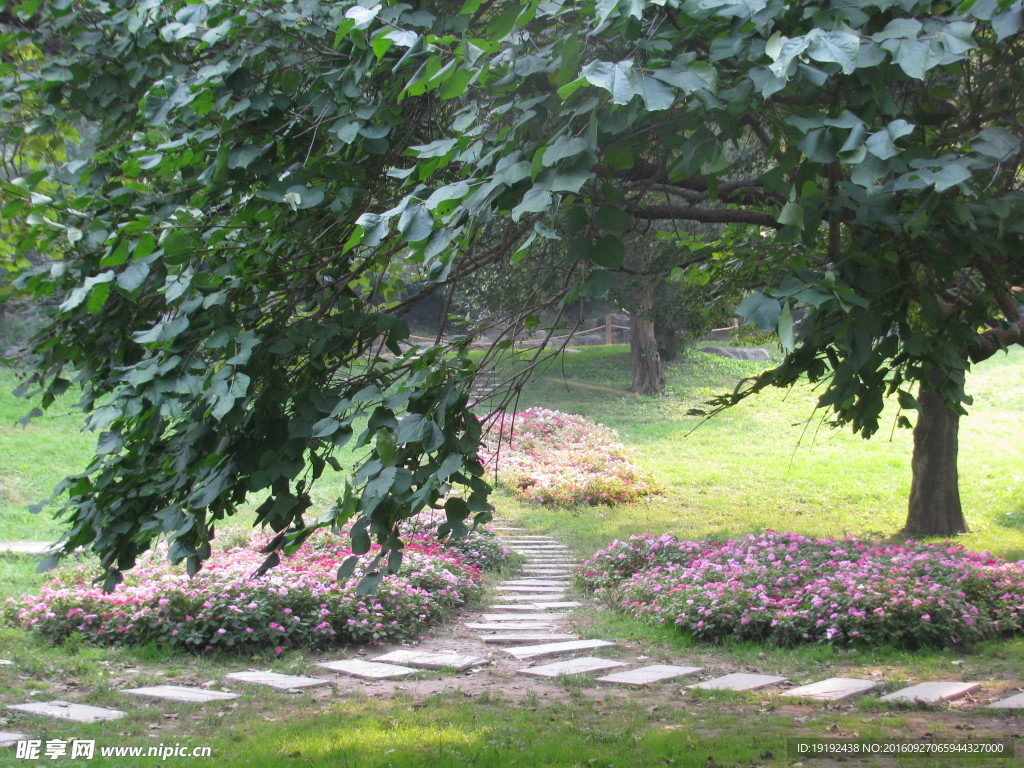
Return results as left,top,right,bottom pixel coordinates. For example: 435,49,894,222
605,314,613,345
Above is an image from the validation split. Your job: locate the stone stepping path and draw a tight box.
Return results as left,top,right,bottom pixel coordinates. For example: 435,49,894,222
879,681,981,704
596,665,703,686
225,671,330,691
8,701,125,722
318,659,418,679
687,673,787,692
781,678,879,701
465,622,561,630
519,657,628,678
503,639,615,661
373,650,488,671
124,686,238,703
7,525,1024,734
0,541,57,555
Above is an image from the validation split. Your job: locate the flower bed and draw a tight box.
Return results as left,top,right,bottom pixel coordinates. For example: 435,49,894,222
480,408,659,505
3,516,508,653
578,531,1024,648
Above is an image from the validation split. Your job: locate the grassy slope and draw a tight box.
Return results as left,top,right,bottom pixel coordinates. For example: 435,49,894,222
493,344,1024,561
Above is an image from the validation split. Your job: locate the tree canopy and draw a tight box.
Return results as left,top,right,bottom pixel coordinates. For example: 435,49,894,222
2,0,1023,584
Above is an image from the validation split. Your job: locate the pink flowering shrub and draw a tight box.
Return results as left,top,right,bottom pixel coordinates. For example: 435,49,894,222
3,527,491,653
578,531,1024,649
398,509,512,571
480,408,659,505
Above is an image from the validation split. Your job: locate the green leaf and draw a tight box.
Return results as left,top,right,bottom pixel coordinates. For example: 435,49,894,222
542,136,590,166
737,293,782,332
582,269,617,297
362,466,397,515
777,302,795,352
581,60,675,110
510,187,552,221
806,30,861,74
398,202,433,243
590,235,625,268
777,201,804,229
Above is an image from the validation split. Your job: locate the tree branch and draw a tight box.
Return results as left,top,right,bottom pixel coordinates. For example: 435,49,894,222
631,204,780,229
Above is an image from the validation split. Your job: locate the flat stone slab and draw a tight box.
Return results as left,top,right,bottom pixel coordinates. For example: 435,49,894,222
519,657,629,678
502,639,615,660
596,665,703,686
781,678,879,701
0,732,31,747
0,660,12,666
0,541,57,554
988,692,1024,709
481,633,579,643
224,671,330,690
496,585,568,593
499,593,568,602
124,686,238,703
879,681,981,704
688,673,787,692
502,579,571,587
373,650,488,671
465,622,559,630
8,701,125,722
481,613,565,622
535,601,583,609
317,659,418,679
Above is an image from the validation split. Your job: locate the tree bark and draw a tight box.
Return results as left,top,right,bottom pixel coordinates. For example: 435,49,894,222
629,288,665,395
903,370,969,536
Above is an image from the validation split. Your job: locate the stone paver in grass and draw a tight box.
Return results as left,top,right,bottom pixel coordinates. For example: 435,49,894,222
687,673,787,692
317,659,418,679
8,701,125,723
0,541,57,554
224,671,330,691
534,601,583,609
519,657,629,678
373,650,488,671
124,686,238,703
465,622,560,631
502,639,615,660
596,665,703,686
0,660,12,666
781,678,879,702
480,613,566,622
0,732,32,747
480,633,579,644
879,682,982,704
496,585,568,593
987,692,1024,709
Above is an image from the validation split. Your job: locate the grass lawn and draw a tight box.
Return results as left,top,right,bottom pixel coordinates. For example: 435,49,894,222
1,346,1023,767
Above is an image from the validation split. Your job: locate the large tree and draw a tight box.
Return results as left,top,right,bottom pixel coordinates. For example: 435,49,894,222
2,0,1023,585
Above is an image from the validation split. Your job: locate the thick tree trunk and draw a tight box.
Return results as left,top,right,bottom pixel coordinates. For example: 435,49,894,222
630,309,665,395
903,370,969,536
